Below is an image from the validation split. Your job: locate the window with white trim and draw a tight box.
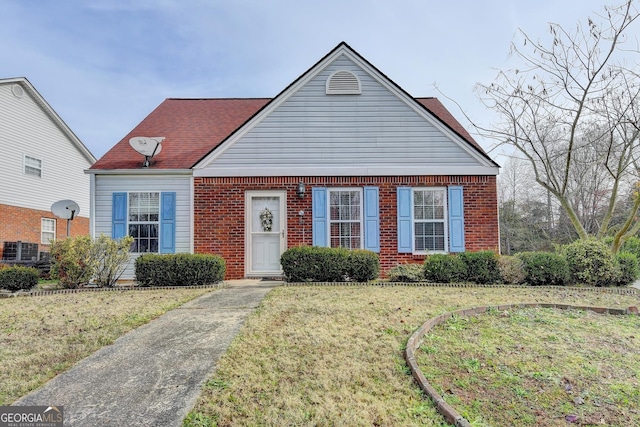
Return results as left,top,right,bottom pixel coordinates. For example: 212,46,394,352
24,155,42,177
128,192,160,253
41,218,56,244
413,188,448,252
329,188,362,249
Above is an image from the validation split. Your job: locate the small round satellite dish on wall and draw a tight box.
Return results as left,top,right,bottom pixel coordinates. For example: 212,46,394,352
129,136,164,167
51,200,80,220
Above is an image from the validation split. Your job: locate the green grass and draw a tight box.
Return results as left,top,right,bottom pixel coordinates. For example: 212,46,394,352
184,285,639,426
0,287,215,405
417,306,640,426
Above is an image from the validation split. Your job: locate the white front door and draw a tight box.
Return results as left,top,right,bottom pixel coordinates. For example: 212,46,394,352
246,191,286,276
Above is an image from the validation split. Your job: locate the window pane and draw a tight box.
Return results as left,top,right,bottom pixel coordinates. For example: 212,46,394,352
415,221,445,251
128,192,160,253
328,189,362,249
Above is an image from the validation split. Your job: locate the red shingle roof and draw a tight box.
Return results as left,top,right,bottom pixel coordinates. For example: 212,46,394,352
90,96,488,170
90,98,270,170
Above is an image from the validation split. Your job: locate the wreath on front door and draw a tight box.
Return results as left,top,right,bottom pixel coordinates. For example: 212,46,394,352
260,207,273,232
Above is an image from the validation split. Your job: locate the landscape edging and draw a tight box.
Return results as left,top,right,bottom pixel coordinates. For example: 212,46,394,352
404,302,640,427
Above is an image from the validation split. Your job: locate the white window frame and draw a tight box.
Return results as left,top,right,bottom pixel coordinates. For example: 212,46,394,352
412,187,449,254
24,155,42,178
327,187,364,250
41,218,56,244
128,191,160,253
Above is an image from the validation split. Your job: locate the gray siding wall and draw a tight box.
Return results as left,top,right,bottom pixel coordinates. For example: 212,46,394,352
203,54,479,173
93,175,192,280
0,83,93,216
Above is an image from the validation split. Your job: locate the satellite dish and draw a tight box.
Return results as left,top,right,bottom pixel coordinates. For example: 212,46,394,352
51,200,80,220
129,136,164,167
51,200,80,237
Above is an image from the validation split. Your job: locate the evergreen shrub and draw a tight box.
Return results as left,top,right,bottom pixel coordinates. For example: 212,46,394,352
561,238,616,286
135,253,226,287
0,266,39,292
613,252,639,287
516,251,569,286
280,246,379,282
423,254,465,283
457,251,501,284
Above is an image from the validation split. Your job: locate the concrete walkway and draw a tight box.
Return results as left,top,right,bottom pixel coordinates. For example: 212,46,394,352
15,280,279,427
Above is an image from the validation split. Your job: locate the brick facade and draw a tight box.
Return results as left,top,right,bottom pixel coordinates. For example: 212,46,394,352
0,203,90,260
194,176,499,280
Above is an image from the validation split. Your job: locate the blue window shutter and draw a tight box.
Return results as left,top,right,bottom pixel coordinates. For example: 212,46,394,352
112,192,127,240
448,186,465,252
397,187,413,253
363,186,380,252
312,187,328,247
160,192,176,254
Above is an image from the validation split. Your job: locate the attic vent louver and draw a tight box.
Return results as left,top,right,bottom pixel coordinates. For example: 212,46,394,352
326,70,361,95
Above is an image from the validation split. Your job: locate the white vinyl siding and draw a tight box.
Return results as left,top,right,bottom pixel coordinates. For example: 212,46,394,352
196,53,495,177
93,175,191,279
0,82,93,216
41,218,56,244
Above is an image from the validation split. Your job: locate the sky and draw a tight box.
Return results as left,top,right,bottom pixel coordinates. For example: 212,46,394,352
0,0,616,161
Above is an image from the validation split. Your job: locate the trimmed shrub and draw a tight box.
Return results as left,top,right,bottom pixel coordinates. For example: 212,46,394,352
497,256,526,285
423,254,465,283
0,266,39,292
347,250,379,282
516,251,569,286
612,252,640,287
387,263,424,282
561,238,617,286
280,246,379,282
135,253,226,287
457,251,501,284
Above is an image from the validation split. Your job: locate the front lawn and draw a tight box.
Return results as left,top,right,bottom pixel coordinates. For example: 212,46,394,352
185,285,640,426
0,287,215,405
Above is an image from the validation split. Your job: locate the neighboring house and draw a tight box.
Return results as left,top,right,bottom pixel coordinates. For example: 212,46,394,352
88,42,500,280
0,77,96,261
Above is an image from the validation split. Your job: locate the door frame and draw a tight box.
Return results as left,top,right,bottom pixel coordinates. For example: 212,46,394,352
244,190,287,277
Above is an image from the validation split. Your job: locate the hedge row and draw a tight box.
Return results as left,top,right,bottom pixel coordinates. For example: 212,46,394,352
388,239,640,287
280,246,379,282
135,253,226,287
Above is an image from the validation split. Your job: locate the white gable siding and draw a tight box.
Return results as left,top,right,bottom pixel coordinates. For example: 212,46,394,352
196,54,492,177
0,83,93,216
93,175,192,279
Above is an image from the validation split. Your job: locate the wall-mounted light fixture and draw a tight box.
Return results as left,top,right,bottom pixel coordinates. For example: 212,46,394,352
297,181,306,198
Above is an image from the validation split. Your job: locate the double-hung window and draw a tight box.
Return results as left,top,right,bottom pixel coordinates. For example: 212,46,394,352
112,192,176,254
41,218,56,244
128,192,160,253
413,188,447,252
397,186,465,254
24,155,42,177
329,189,363,249
312,187,380,252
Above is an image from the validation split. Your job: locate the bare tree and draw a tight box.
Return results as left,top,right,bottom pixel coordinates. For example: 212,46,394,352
476,0,640,251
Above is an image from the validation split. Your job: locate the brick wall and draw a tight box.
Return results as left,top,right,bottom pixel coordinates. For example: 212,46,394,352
194,176,499,280
0,203,90,260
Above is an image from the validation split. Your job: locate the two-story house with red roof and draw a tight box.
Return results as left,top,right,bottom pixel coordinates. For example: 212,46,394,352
87,42,500,280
